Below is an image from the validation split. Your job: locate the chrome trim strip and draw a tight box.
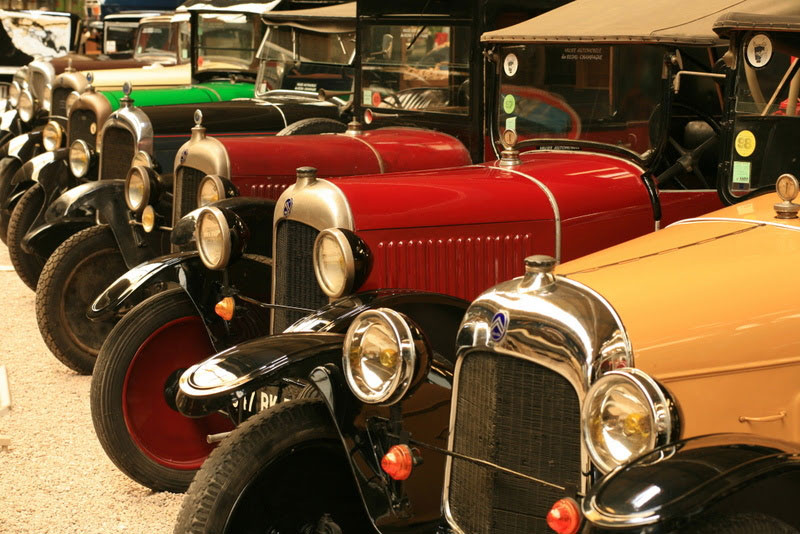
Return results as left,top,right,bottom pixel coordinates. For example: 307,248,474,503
257,101,287,129
494,165,562,263
341,134,385,173
669,216,800,232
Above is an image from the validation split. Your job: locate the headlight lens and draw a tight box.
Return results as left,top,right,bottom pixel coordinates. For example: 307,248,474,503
69,140,92,178
42,84,52,112
42,121,63,151
583,369,675,473
195,207,231,270
18,90,34,122
8,81,20,108
197,175,224,207
342,308,417,404
313,229,354,298
125,166,150,212
130,150,152,169
141,205,156,233
65,91,80,114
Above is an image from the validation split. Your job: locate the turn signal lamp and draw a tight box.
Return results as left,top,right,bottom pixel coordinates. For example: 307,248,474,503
546,498,581,534
215,297,235,321
381,444,414,481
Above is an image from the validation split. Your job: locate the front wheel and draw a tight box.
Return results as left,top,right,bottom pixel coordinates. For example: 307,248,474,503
91,288,233,492
7,182,45,289
174,399,373,534
0,156,23,244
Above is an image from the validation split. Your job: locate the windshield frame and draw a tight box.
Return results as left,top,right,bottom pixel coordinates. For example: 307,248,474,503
191,10,265,80
131,21,176,60
103,20,139,56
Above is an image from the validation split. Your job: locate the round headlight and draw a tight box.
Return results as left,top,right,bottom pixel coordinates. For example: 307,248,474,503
197,175,225,207
130,150,152,169
69,140,92,178
18,90,34,122
195,207,231,270
343,308,417,405
141,205,156,233
65,91,80,114
42,84,52,112
125,166,151,212
313,228,355,298
583,369,676,473
8,81,20,108
42,120,63,151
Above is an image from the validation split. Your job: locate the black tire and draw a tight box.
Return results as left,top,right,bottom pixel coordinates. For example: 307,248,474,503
175,399,373,534
277,117,347,136
690,513,798,533
0,156,22,244
91,288,232,492
35,225,127,373
7,182,45,289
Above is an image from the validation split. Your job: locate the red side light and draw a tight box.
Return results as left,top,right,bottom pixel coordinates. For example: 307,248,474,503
381,444,414,480
546,497,581,534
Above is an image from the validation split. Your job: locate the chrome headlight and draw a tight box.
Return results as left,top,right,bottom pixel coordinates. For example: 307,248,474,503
42,84,52,112
196,207,232,270
42,121,63,151
343,308,417,405
69,140,92,178
130,150,152,169
8,81,21,108
125,166,152,212
18,90,34,122
65,91,80,114
312,227,374,299
197,174,225,207
583,368,677,474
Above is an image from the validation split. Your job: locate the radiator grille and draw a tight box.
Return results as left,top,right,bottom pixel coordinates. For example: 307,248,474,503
68,109,96,150
273,220,328,332
52,87,70,118
100,126,135,180
448,351,582,534
172,166,206,226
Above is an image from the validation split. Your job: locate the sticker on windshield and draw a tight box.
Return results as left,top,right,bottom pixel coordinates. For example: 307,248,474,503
505,116,517,132
732,161,751,189
735,130,756,157
363,89,372,106
503,53,518,77
746,34,772,68
503,94,515,114
106,40,116,53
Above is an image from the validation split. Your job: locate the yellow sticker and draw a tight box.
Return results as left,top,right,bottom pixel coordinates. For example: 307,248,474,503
735,130,756,157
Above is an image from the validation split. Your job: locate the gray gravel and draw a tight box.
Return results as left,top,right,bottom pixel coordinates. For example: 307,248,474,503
0,245,182,534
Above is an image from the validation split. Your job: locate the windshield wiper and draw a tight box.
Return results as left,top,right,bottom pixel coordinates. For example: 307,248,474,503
406,25,427,51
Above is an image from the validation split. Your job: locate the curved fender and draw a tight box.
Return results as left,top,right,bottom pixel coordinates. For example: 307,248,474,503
5,130,42,163
21,217,95,257
0,109,19,137
582,433,800,532
44,179,125,222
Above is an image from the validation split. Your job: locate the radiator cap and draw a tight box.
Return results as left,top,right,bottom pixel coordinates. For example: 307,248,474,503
521,255,556,292
296,166,317,188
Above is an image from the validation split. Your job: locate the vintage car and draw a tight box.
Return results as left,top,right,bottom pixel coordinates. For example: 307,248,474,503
87,0,570,493
171,8,800,534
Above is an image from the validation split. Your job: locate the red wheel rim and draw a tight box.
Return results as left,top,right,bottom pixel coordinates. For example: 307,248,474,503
122,316,234,470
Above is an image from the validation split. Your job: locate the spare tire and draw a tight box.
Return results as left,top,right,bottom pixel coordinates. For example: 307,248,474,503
276,117,347,136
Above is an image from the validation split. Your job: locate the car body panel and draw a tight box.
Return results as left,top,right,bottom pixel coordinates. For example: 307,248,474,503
102,81,255,110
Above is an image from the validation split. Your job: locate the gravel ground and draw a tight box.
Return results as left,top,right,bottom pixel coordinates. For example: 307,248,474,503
0,245,182,534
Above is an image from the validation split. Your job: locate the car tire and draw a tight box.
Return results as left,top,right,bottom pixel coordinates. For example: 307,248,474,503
174,399,373,534
277,117,348,136
0,156,22,244
691,513,798,533
7,182,45,289
90,288,233,492
35,225,126,373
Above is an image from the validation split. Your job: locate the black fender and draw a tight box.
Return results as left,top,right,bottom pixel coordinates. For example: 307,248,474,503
4,130,43,163
176,290,469,532
172,196,276,257
581,433,800,533
0,109,21,141
89,250,272,351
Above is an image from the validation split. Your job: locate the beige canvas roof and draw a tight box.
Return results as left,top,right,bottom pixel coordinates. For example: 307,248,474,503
482,0,800,45
262,2,355,34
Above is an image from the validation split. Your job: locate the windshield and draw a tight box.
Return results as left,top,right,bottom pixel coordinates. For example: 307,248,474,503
726,32,800,198
196,12,263,75
498,44,665,157
256,24,355,94
104,22,137,55
133,22,174,58
361,24,470,115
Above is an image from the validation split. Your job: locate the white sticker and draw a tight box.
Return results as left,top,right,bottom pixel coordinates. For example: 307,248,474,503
746,34,772,68
505,116,517,132
503,53,518,77
105,40,116,53
363,89,372,105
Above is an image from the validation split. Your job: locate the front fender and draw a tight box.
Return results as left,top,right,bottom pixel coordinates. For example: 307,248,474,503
582,433,800,532
5,130,42,162
44,179,125,222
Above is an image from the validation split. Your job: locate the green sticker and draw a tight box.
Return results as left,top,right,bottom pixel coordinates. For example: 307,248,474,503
732,161,751,185
505,116,517,132
503,94,515,114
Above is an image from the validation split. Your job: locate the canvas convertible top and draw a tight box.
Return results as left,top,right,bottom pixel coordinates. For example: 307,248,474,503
482,0,800,44
262,2,354,33
714,12,800,37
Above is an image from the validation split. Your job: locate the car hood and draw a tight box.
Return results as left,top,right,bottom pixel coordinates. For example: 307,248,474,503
81,63,190,92
52,54,168,75
103,80,254,111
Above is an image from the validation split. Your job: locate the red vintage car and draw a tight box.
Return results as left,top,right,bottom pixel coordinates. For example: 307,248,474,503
90,0,730,495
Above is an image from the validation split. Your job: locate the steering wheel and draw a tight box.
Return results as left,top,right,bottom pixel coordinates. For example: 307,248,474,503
653,102,721,189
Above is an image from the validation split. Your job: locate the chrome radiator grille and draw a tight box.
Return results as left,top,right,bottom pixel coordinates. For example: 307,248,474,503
100,127,134,180
52,87,70,118
172,166,205,226
273,220,328,333
448,351,582,534
68,109,96,150
31,71,47,101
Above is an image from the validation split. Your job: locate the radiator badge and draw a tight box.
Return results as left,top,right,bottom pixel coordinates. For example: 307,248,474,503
179,149,188,164
490,311,509,343
283,198,293,216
